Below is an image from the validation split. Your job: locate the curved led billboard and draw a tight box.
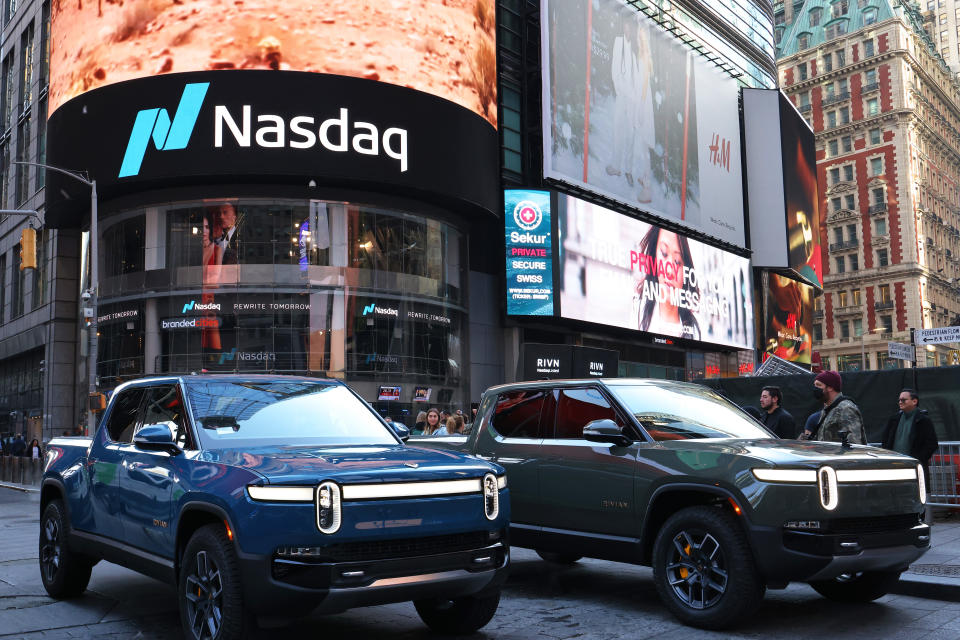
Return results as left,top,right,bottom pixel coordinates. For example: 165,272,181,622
558,194,754,350
49,0,497,127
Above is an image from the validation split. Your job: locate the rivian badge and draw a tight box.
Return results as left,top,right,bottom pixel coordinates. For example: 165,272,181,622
404,462,419,468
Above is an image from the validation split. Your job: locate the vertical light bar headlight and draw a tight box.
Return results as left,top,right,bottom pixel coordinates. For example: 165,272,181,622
483,473,499,521
818,466,838,511
316,481,342,534
918,464,927,505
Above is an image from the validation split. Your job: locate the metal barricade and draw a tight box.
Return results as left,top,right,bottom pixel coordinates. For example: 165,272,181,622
0,455,43,486
929,442,960,507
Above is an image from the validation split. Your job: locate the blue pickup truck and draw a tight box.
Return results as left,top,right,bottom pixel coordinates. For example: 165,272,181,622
39,375,509,639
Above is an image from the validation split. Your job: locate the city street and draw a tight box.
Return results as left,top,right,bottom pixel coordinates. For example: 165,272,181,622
3,489,960,639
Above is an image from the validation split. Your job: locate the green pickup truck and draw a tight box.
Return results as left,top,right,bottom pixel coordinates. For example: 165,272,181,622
411,378,930,629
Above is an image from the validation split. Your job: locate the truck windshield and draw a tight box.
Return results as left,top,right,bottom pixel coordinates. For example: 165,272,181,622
186,381,398,449
608,383,774,441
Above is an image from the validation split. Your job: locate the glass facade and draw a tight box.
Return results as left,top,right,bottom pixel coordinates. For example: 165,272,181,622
96,197,469,416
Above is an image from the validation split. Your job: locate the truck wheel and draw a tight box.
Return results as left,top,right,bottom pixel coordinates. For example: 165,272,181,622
536,550,582,564
652,505,764,630
414,590,501,634
179,524,250,640
809,571,901,602
39,499,93,598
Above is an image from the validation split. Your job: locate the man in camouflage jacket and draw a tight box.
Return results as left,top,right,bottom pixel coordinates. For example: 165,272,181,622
812,370,867,444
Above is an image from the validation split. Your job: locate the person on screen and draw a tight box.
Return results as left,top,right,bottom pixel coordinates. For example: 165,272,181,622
200,211,223,351
213,203,241,265
636,227,700,340
631,20,656,204
606,16,639,186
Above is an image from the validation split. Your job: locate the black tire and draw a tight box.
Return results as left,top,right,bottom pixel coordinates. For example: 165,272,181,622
414,590,501,635
809,570,901,602
536,550,582,564
652,505,765,630
39,499,93,598
178,524,250,640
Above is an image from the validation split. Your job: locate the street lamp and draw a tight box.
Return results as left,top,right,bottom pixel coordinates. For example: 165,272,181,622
12,161,98,432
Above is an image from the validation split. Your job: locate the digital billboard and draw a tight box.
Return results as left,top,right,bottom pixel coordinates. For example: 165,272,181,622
541,0,745,247
743,89,823,288
505,190,554,316
763,273,814,365
49,0,497,126
558,195,754,350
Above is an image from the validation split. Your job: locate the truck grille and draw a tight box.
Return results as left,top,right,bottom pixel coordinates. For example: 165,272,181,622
826,513,921,534
309,530,494,563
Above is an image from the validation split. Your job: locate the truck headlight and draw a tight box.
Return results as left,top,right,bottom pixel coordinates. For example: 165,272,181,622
918,464,927,505
316,481,342,534
483,473,499,521
818,466,838,511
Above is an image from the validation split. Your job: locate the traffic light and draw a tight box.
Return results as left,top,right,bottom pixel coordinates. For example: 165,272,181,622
19,228,37,271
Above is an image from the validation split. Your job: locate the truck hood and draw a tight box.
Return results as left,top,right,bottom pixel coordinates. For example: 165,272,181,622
200,444,500,485
657,438,917,469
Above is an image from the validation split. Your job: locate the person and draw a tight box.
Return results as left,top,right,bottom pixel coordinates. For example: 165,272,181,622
810,371,866,444
11,433,25,457
881,389,939,484
635,227,701,340
422,408,442,436
435,417,452,437
412,411,427,436
212,203,241,265
439,409,450,426
759,386,797,439
800,410,821,440
28,438,42,460
470,402,480,422
384,416,393,424
0,436,7,456
448,414,465,436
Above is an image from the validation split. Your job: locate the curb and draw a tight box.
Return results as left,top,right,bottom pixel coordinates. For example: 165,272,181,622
0,482,40,493
893,573,960,602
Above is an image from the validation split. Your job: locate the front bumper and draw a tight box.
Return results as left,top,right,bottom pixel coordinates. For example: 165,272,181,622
236,539,509,618
748,520,930,583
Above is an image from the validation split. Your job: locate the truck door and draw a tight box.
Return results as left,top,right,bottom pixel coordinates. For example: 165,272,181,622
119,384,191,554
87,386,146,539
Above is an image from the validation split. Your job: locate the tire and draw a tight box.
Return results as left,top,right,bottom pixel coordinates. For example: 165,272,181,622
178,524,250,640
536,550,582,564
414,590,501,635
809,570,901,602
39,499,93,598
652,505,765,630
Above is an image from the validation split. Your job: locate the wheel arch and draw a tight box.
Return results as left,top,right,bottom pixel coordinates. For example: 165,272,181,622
175,503,237,581
40,478,68,519
640,483,749,565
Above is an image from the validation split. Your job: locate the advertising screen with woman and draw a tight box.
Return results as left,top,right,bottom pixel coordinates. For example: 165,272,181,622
558,195,754,350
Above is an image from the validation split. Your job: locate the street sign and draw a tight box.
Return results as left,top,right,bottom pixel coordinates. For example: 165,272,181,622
914,326,960,345
888,341,914,361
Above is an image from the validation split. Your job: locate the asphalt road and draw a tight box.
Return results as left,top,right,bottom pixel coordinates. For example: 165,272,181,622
3,489,960,639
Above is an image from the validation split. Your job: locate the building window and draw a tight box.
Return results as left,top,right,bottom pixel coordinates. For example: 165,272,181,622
852,288,861,305
832,197,842,212
865,68,877,85
814,323,823,341
867,97,879,115
828,139,839,156
847,223,857,241
870,157,883,176
799,91,811,107
830,167,840,184
853,318,863,337
831,0,848,19
872,186,885,203
18,23,33,112
500,86,522,175
875,218,887,235
833,227,844,244
810,7,823,26
879,284,891,302
878,248,889,266
840,106,850,124
838,291,848,307
836,256,846,273
823,52,832,72
31,229,44,309
38,1,49,88
10,243,23,318
863,8,877,24
827,110,837,128
15,116,29,204
35,96,45,190
841,135,852,152
799,35,810,51
845,194,855,210
0,254,5,324
869,127,881,144
850,254,859,271
836,49,846,66
843,164,854,181
863,39,875,57
840,320,850,338
798,61,808,79
825,20,849,40
881,314,893,333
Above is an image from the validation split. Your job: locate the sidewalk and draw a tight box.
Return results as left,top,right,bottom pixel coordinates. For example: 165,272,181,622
895,510,960,600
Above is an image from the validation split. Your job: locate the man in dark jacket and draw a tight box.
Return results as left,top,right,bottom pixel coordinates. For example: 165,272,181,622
812,370,866,444
10,433,25,457
881,388,939,484
759,386,798,439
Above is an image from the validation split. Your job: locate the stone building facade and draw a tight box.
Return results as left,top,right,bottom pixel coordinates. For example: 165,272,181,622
776,0,960,371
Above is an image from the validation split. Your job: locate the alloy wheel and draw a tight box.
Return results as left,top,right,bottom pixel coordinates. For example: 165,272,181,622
665,529,729,609
184,550,224,640
39,518,61,583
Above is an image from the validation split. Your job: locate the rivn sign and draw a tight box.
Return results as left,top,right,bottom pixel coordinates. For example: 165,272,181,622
887,341,914,361
914,327,960,346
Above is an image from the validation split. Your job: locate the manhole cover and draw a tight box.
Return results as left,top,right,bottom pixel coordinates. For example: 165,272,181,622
908,564,960,577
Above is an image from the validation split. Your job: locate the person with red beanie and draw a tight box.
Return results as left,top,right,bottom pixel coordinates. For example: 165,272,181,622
809,370,866,444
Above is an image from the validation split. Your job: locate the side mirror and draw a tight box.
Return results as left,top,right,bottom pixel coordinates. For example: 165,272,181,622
583,419,632,447
391,423,410,442
134,422,183,456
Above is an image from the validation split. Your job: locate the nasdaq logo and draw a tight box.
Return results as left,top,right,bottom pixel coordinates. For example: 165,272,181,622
218,348,237,365
119,83,210,178
362,303,377,316
182,299,220,314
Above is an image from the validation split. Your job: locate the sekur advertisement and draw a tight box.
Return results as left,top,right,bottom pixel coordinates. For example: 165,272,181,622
558,195,754,350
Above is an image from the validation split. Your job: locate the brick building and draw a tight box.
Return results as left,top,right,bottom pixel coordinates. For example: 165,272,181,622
776,0,960,370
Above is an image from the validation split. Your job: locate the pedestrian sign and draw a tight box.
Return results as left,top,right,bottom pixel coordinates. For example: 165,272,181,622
914,326,960,345
887,342,914,361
